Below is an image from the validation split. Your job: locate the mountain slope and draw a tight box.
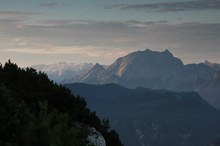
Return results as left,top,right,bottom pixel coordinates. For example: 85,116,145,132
195,71,220,109
66,83,220,146
72,49,219,109
73,63,106,84
204,60,220,71
32,49,219,109
98,49,184,89
100,50,183,89
76,49,215,90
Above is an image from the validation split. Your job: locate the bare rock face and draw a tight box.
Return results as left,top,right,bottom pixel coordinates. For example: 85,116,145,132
75,49,215,91
87,127,106,146
75,63,106,84
83,49,186,89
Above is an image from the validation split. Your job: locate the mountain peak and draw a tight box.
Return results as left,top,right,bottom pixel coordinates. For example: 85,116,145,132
142,49,173,57
97,49,184,89
76,63,105,83
204,60,213,66
144,49,153,52
92,63,105,70
204,60,210,64
203,60,220,71
163,49,173,56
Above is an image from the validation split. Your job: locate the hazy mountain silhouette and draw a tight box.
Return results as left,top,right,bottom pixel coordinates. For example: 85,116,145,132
195,71,220,109
75,49,215,90
70,49,220,109
72,63,106,84
66,83,220,146
33,49,220,109
204,60,220,71
32,62,94,83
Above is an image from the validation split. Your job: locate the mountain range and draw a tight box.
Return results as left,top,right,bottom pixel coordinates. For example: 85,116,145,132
66,83,220,146
79,49,220,109
73,49,217,90
31,49,220,145
32,49,220,109
32,62,94,83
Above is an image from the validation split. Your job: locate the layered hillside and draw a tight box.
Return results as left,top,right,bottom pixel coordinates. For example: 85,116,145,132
33,49,220,109
195,71,220,109
66,83,220,146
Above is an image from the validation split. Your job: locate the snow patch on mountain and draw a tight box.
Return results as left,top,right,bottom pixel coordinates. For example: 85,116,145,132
32,62,94,83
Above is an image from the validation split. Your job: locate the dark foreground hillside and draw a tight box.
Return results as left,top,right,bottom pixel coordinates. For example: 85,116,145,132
0,61,123,146
66,83,220,146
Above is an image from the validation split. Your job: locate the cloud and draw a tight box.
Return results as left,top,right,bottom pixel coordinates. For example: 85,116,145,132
39,2,67,8
1,17,219,47
0,11,43,17
32,19,167,29
0,11,43,29
1,16,220,64
34,19,95,26
106,0,220,12
3,44,131,65
39,2,63,8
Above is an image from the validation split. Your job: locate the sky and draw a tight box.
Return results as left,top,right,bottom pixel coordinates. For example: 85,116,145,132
0,0,220,67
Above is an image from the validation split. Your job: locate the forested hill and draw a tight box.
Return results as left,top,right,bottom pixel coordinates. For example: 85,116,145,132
66,83,220,146
0,60,123,146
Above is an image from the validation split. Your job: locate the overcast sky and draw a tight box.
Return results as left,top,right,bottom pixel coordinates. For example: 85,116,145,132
0,0,220,66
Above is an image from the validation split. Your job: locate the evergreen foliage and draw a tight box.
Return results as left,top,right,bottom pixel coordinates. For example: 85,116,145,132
0,61,123,146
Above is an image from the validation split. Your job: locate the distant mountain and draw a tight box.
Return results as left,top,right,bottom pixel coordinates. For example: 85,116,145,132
174,63,215,92
183,63,215,80
66,83,220,146
32,49,220,109
32,62,94,83
71,49,220,109
76,49,215,90
98,49,185,89
71,63,106,84
195,71,220,109
174,70,220,109
204,60,220,71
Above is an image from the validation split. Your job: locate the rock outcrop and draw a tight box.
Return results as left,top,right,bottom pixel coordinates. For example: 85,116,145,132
87,127,106,146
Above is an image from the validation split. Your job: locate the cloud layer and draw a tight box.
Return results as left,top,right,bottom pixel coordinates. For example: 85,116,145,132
107,0,220,12
0,11,43,17
1,15,220,64
1,2,220,66
39,2,61,8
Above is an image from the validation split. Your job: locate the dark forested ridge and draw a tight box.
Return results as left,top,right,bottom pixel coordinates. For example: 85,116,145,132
66,83,220,146
0,61,123,146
